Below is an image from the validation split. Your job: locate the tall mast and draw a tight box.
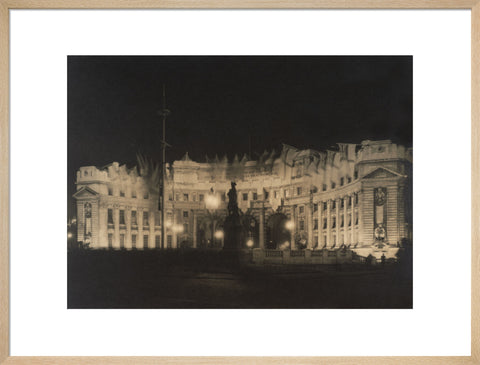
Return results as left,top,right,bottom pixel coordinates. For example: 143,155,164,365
159,84,170,249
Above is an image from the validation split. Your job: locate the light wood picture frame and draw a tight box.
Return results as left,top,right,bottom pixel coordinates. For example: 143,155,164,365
0,1,478,364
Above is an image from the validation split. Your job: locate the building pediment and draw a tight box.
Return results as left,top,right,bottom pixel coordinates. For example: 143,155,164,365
362,167,406,180
73,186,100,200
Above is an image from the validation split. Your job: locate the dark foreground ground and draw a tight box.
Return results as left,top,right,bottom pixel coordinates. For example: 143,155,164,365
68,249,412,309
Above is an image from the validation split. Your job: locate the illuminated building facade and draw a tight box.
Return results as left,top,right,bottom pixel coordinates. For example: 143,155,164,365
73,139,412,258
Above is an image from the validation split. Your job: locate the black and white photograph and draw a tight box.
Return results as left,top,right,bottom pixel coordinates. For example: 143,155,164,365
68,56,413,309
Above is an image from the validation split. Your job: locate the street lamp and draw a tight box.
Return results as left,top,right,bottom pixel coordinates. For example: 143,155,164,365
205,190,221,248
285,220,295,250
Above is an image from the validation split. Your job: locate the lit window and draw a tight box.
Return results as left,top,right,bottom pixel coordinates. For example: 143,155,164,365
131,211,137,225
108,209,113,224
183,211,189,218
143,211,149,226
243,193,248,201
119,210,125,225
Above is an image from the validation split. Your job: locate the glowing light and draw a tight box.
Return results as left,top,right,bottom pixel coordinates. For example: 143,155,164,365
165,220,173,228
279,241,290,250
67,232,73,239
205,194,220,209
285,220,295,230
246,239,254,248
172,224,184,233
214,230,224,239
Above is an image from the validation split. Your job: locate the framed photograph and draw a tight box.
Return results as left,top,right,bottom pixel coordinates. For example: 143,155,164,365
1,1,478,364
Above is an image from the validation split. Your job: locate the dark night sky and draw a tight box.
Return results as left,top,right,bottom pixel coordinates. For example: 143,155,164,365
68,56,412,217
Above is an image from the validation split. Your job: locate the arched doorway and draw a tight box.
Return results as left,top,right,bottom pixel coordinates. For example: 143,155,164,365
266,213,291,249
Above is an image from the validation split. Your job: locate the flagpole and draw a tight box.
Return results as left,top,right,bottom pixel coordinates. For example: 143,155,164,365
159,84,170,249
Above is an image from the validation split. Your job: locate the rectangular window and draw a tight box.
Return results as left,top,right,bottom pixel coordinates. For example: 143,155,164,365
347,177,352,184
143,192,149,199
155,235,161,249
299,206,304,214
108,209,113,224
348,197,352,207
183,211,189,218
192,194,197,202
355,193,359,204
119,210,125,225
143,211,149,226
264,191,269,199
155,212,160,226
108,233,113,248
299,220,305,230
143,235,149,249
285,189,290,197
131,210,137,225
221,193,226,202
354,170,358,179
167,235,172,249
183,193,189,201
176,193,180,201
323,235,327,244
322,184,327,191
341,199,344,208
199,194,204,202
323,218,327,229
323,202,327,211
348,215,352,227
108,187,113,196
297,187,302,196
132,190,136,198
168,194,173,201
341,215,344,227
332,201,336,210
340,177,344,186
331,182,336,189
274,191,278,198
314,219,318,230
120,190,125,197
131,234,137,248
313,203,318,212
243,193,248,201
120,234,125,248
183,223,188,233
253,192,258,200
332,217,336,228
355,214,359,225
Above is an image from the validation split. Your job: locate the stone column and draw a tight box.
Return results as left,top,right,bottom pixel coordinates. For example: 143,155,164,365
138,208,144,249
335,198,340,247
343,196,348,245
326,200,331,247
259,205,265,249
149,210,155,249
306,203,313,249
114,205,120,249
358,191,364,246
192,210,197,248
126,207,132,250
318,201,323,249
350,194,355,244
